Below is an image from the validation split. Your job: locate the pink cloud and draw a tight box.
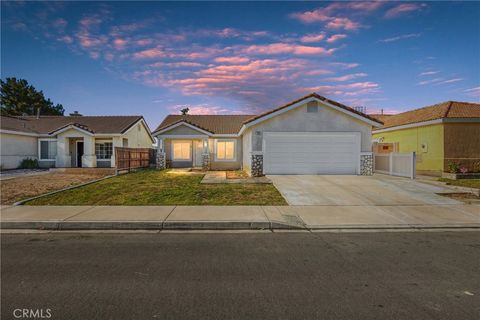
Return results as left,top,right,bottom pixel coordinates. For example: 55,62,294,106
245,43,335,55
57,35,73,44
385,3,426,18
214,56,250,64
326,18,360,30
300,32,326,43
113,38,127,49
52,18,67,30
133,48,164,59
326,34,347,43
168,104,245,115
329,62,360,69
327,73,368,81
136,39,153,46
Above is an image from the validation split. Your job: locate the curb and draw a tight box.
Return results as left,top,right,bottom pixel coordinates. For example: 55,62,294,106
2,221,479,231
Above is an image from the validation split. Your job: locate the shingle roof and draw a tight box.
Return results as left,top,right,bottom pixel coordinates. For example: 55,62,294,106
243,93,383,125
0,115,144,135
154,115,255,135
376,101,480,129
154,93,382,135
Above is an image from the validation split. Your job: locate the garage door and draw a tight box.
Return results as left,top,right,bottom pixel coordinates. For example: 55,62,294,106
264,132,360,175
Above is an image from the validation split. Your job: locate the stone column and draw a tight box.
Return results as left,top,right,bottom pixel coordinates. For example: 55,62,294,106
156,152,166,169
251,152,264,177
202,138,210,170
360,152,373,176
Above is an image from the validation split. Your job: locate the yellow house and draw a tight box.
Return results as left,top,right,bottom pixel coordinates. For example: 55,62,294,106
372,101,480,176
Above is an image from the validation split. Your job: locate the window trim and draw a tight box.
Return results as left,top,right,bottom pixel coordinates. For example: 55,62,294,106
38,138,57,161
171,140,192,162
214,139,236,162
95,141,113,160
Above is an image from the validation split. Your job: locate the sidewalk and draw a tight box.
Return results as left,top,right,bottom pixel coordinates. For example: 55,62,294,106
1,204,479,230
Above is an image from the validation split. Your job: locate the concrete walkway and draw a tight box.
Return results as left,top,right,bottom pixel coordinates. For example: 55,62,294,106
1,204,479,230
201,171,271,184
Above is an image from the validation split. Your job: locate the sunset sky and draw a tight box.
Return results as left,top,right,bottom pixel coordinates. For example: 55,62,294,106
2,1,479,127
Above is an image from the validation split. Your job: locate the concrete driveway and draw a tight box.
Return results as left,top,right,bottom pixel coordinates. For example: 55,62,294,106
268,174,462,205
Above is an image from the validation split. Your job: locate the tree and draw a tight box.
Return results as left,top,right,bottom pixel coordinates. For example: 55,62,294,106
180,107,189,115
0,78,65,116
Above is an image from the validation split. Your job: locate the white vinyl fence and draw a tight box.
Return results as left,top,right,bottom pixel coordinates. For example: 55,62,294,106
374,152,416,179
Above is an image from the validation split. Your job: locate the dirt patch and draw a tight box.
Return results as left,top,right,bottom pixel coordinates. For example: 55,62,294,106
439,192,480,204
0,172,110,205
226,170,249,179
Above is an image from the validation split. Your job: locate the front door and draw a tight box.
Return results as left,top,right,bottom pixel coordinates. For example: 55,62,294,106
194,141,204,167
77,142,84,167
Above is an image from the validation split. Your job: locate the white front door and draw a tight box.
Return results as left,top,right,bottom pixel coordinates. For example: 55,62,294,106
263,132,360,175
194,141,203,167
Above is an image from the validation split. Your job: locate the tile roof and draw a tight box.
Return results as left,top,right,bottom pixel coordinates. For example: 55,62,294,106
375,101,480,129
154,115,255,135
243,93,383,125
0,115,144,135
154,93,382,135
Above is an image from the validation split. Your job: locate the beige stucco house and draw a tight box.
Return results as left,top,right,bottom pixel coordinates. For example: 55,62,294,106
0,115,154,169
153,93,383,176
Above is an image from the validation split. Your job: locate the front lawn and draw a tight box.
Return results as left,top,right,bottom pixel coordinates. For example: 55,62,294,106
26,169,287,205
438,178,480,189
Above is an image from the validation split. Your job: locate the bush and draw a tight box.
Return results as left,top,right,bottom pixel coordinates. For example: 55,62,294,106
447,161,460,174
18,158,39,169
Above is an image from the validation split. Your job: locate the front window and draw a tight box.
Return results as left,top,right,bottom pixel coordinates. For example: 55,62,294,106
173,141,191,161
95,142,113,159
39,140,57,160
216,140,235,161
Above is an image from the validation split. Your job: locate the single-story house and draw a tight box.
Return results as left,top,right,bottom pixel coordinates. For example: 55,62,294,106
153,93,383,176
0,115,154,169
372,101,480,176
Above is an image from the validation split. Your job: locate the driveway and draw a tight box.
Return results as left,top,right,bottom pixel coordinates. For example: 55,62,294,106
268,174,462,205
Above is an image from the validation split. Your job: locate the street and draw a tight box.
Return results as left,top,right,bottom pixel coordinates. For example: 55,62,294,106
1,231,479,320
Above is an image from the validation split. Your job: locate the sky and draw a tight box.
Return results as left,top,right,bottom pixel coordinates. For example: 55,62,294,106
2,1,480,128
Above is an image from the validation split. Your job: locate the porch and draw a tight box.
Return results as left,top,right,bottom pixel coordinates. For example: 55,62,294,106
157,136,209,169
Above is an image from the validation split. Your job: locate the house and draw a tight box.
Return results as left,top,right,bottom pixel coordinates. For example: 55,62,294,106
153,93,383,176
372,101,480,176
0,115,154,169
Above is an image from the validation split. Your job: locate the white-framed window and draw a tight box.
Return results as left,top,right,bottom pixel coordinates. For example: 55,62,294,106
172,141,191,161
38,139,57,161
215,139,236,161
95,142,113,159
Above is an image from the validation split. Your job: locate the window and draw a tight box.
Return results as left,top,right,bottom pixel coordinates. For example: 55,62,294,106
173,141,191,161
95,142,113,159
39,140,57,160
216,140,235,161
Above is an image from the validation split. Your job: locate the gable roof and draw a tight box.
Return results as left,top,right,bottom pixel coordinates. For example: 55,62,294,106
375,101,480,129
0,115,145,135
154,115,255,135
243,93,383,126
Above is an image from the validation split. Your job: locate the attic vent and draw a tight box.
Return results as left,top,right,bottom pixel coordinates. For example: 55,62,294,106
307,101,318,113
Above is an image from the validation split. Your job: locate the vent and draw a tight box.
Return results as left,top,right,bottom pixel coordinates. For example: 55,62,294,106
307,101,318,113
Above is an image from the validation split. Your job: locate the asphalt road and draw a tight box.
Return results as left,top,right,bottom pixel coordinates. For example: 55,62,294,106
1,231,479,320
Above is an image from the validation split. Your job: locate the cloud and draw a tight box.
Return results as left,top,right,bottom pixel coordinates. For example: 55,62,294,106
168,104,246,115
329,62,360,69
133,48,164,59
326,73,368,81
385,3,426,18
464,87,480,97
244,43,336,55
326,34,347,43
419,71,439,76
113,38,128,49
417,78,443,85
214,56,250,64
300,32,326,43
326,17,361,30
436,78,463,85
379,33,421,43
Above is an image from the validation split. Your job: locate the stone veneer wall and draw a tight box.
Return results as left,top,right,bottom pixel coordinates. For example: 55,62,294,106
360,153,373,176
156,152,166,170
202,153,210,171
251,153,264,177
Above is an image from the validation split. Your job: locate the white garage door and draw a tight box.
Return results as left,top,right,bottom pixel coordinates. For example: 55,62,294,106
264,132,360,175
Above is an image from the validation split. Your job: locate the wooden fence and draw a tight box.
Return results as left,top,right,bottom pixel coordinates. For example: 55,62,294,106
115,147,156,172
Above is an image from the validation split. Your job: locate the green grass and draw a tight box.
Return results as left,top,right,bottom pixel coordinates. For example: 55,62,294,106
26,169,287,205
438,178,480,189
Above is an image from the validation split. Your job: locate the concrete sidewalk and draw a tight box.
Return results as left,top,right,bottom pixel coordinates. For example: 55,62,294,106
1,204,479,230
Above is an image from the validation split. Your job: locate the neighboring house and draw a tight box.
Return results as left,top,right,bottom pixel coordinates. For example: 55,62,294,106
153,93,383,176
372,101,480,176
0,115,154,169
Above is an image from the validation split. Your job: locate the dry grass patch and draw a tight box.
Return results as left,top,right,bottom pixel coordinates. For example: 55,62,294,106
226,170,249,179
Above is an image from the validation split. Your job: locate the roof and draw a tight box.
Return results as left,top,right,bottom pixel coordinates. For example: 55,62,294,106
376,101,480,129
154,115,255,135
243,93,383,125
0,115,144,135
155,93,382,135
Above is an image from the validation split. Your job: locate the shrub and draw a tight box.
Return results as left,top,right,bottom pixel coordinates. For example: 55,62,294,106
18,158,39,169
447,161,460,174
